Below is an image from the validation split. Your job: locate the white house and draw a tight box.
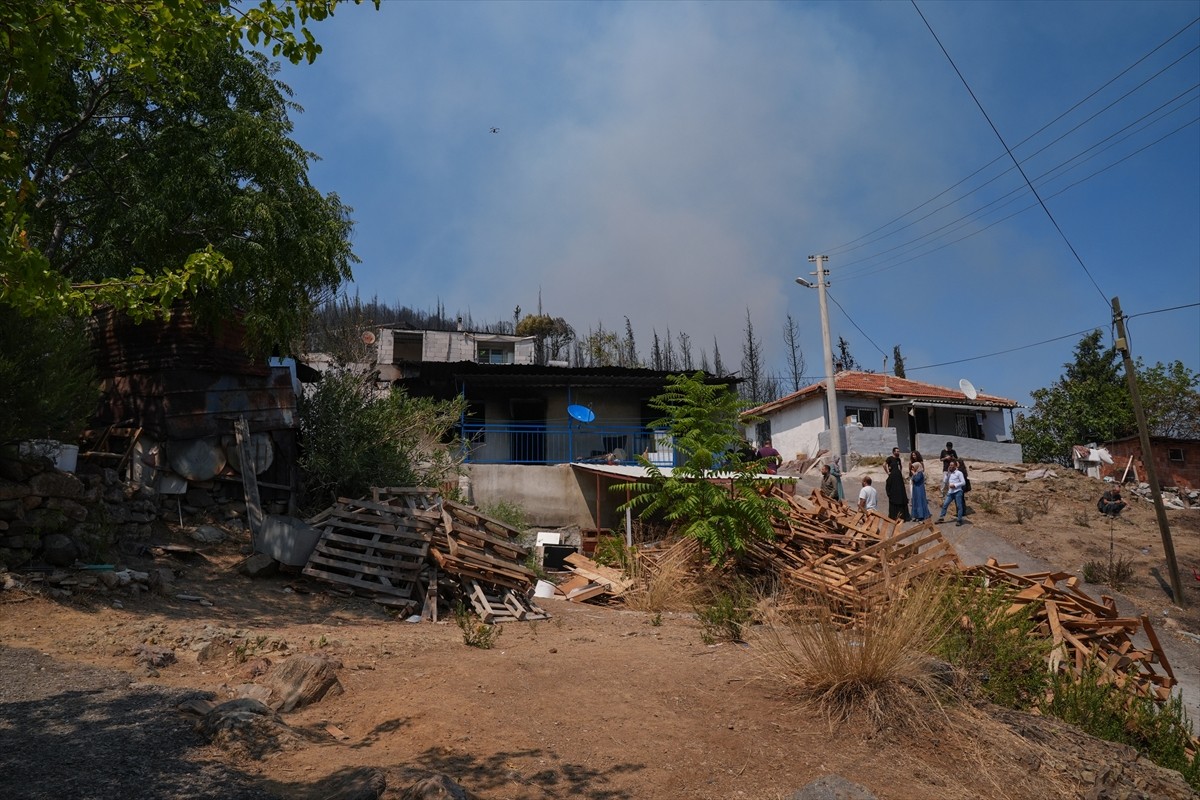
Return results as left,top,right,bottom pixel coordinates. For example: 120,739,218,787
743,371,1023,464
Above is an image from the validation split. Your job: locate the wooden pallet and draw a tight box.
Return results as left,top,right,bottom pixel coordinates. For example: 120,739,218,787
302,497,431,599
467,580,548,623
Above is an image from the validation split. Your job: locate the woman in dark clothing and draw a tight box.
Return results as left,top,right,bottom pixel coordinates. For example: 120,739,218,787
884,447,910,521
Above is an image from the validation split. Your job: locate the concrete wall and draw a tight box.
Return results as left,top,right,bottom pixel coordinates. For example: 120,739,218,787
916,434,1022,465
466,464,597,528
747,401,825,463
819,425,899,458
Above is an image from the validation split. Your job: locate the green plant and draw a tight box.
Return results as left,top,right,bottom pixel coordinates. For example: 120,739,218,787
1083,555,1135,590
973,490,1000,515
482,500,529,532
614,372,786,562
695,581,754,645
454,602,502,650
1029,496,1050,515
1042,669,1199,790
650,612,663,627
298,367,465,512
593,535,634,570
1081,560,1106,584
1012,506,1032,525
934,580,1052,709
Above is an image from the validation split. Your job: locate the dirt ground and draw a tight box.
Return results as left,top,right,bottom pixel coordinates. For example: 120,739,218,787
2,464,1199,800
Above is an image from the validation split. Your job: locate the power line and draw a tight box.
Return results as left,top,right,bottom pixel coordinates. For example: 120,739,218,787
825,290,888,359
912,0,1113,309
1128,302,1200,320
821,16,1200,259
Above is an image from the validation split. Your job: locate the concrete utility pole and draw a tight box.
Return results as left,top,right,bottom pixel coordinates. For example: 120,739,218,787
798,255,840,460
1111,296,1185,607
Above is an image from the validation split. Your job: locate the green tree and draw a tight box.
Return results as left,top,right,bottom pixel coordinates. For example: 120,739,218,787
298,367,466,511
2,0,371,322
614,372,785,562
835,336,861,372
515,313,575,365
1136,359,1200,440
1014,330,1133,465
892,345,906,378
20,44,356,350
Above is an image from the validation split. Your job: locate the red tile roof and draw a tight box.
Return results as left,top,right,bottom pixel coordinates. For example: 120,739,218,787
744,371,1018,416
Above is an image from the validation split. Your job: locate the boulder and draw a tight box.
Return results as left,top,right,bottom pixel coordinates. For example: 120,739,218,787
29,471,84,499
260,652,344,712
191,525,226,544
133,644,177,668
318,768,387,800
790,775,878,800
238,553,278,578
197,698,299,760
399,775,477,800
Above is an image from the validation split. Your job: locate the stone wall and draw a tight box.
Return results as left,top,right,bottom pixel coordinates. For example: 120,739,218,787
0,453,160,569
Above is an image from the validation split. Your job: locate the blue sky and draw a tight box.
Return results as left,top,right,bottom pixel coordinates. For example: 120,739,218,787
278,0,1200,407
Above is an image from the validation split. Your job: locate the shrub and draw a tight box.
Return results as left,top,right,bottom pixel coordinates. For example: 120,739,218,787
696,580,754,645
624,540,701,614
1082,555,1134,590
752,578,957,730
1042,670,1199,791
934,579,1051,709
974,490,1000,515
454,603,502,649
1072,511,1091,527
297,367,465,512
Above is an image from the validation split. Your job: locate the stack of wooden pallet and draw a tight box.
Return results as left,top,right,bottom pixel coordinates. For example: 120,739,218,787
302,488,545,623
557,552,636,603
739,489,961,621
962,559,1176,703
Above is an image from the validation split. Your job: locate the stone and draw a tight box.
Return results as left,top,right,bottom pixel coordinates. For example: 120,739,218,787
232,683,273,704
149,567,176,596
29,471,84,499
238,553,278,578
0,499,24,522
198,698,300,760
97,570,121,589
191,525,226,544
789,775,878,800
0,480,31,502
133,643,176,668
41,533,79,566
45,497,89,522
398,774,476,800
260,653,344,712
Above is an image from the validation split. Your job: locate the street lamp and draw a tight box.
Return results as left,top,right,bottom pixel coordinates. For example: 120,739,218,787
796,254,840,461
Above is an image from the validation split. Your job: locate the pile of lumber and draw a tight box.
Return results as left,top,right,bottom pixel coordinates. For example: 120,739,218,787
557,552,635,603
963,559,1176,703
740,489,961,621
302,487,545,623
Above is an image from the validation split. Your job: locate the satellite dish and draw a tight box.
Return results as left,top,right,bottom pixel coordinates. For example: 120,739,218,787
567,404,595,423
959,378,978,400
361,331,377,345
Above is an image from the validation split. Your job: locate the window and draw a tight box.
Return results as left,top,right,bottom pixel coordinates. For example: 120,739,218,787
1168,448,1184,463
755,421,772,444
477,346,514,364
845,407,878,427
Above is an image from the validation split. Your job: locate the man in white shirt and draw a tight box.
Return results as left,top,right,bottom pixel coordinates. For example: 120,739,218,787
937,459,967,526
857,476,878,512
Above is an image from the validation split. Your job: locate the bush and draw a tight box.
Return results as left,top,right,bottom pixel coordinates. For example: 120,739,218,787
934,579,1052,709
752,577,957,730
696,580,754,645
297,367,465,512
454,603,503,649
1042,669,1199,791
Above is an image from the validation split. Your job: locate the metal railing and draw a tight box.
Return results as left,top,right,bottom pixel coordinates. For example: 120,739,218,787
460,422,678,467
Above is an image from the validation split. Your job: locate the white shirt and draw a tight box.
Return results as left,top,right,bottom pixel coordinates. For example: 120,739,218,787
857,484,878,511
943,468,965,493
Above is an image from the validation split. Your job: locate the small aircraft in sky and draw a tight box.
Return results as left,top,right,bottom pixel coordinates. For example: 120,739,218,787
489,127,499,134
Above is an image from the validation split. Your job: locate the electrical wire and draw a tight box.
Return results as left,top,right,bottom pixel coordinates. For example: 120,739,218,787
912,1,1115,308
825,290,889,359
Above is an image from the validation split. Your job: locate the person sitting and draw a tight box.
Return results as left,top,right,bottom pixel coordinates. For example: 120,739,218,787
1098,486,1127,518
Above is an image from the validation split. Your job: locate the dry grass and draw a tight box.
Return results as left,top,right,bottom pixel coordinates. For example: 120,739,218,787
622,538,703,613
750,577,957,732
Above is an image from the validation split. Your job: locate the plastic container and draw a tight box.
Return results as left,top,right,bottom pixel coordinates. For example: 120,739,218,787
20,440,79,473
534,579,557,599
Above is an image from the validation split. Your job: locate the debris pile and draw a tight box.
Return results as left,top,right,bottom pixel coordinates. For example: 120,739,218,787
301,487,547,623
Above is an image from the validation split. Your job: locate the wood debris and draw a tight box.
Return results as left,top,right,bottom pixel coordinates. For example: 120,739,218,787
301,487,546,623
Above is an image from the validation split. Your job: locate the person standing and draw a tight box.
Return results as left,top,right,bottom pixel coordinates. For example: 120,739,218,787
884,446,910,521
857,476,878,512
936,459,967,526
940,441,958,473
910,459,930,521
829,456,845,501
820,464,838,499
757,439,782,475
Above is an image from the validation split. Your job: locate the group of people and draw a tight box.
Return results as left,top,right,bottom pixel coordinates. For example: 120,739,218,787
819,440,972,527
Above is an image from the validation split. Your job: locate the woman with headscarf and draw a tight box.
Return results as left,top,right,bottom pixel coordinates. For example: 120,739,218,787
884,446,910,521
910,459,930,521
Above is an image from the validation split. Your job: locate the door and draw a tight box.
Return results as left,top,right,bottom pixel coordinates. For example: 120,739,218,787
509,398,547,463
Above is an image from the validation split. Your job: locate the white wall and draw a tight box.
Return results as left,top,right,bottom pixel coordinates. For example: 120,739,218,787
749,399,826,462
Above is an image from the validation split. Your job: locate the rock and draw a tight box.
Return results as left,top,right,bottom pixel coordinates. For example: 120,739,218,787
41,533,79,566
231,683,273,704
317,768,388,800
238,553,278,578
789,775,878,800
0,499,25,522
44,497,88,522
398,775,478,800
149,567,176,596
191,525,226,544
260,652,344,712
197,698,299,760
133,643,176,668
97,570,121,589
0,480,31,502
29,471,84,499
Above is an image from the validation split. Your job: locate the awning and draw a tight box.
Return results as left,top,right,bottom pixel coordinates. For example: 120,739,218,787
880,399,1009,412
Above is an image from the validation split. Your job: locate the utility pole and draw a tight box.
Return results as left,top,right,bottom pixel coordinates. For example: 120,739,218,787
799,255,840,461
1111,296,1184,607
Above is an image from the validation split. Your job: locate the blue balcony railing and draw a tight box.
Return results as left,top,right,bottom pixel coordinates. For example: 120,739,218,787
460,422,678,467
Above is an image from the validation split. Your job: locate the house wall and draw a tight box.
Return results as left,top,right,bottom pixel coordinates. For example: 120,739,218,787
1101,440,1200,491
747,400,827,462
819,425,897,458
422,331,475,362
915,434,1022,465
466,464,596,528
